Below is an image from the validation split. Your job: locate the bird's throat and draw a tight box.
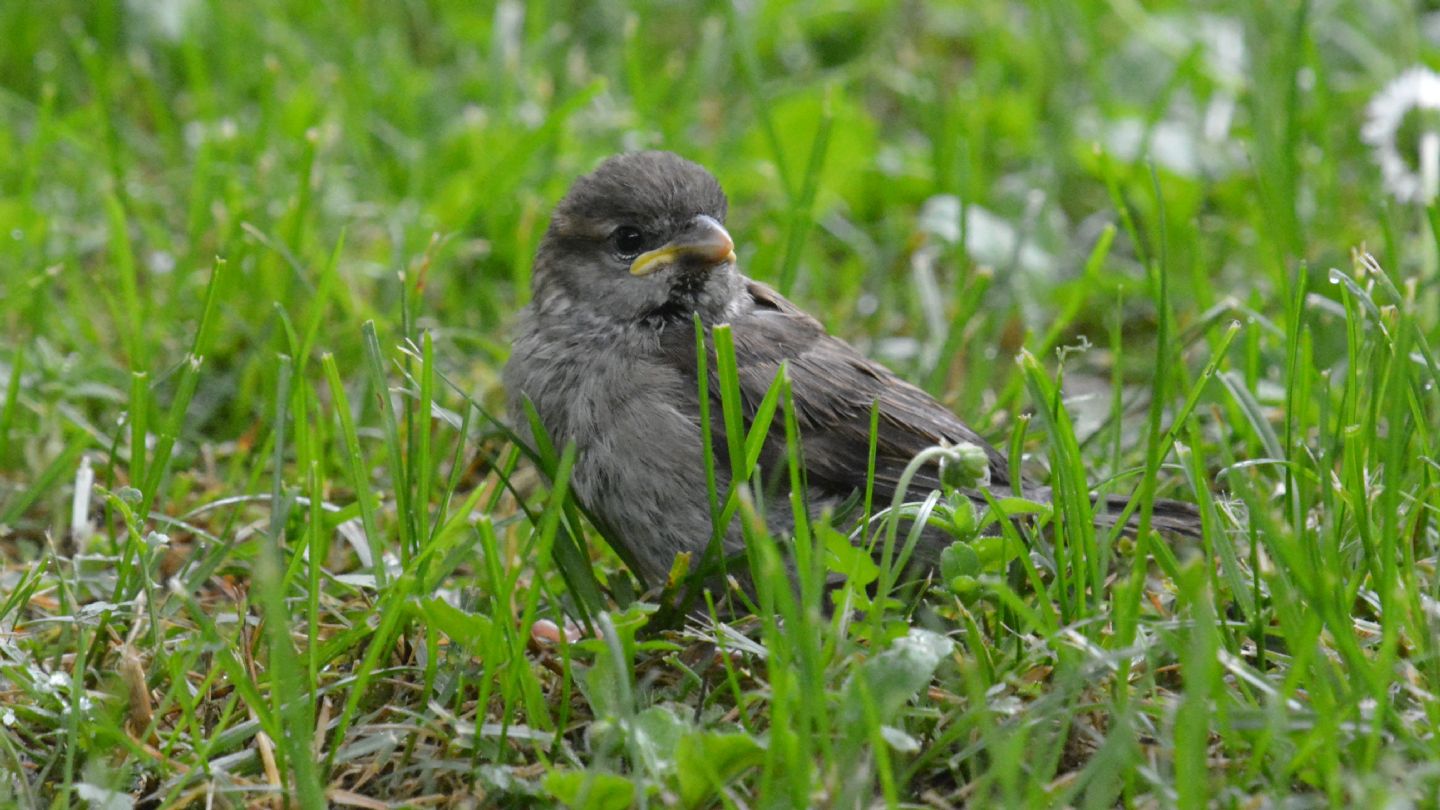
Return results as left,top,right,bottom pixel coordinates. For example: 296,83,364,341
639,269,717,326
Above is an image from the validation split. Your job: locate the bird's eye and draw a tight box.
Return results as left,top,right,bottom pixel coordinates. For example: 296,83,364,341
610,226,645,259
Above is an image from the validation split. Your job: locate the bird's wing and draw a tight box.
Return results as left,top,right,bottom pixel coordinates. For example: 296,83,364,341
663,279,1011,504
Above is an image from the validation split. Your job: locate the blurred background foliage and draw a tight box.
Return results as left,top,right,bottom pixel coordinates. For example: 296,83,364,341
2,1,1427,474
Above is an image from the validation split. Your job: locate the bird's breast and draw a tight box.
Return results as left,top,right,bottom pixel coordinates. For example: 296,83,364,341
507,322,702,456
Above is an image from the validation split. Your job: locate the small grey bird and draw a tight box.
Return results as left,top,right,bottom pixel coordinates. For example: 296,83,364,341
503,151,1198,589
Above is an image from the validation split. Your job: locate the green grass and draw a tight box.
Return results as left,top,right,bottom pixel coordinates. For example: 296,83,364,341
2,0,1439,806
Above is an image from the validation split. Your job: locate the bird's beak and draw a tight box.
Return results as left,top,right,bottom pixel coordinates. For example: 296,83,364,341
629,215,736,277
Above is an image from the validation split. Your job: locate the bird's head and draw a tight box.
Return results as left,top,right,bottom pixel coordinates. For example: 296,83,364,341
531,151,743,327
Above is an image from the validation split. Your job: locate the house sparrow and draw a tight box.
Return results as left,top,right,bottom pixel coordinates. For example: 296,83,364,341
503,151,1199,589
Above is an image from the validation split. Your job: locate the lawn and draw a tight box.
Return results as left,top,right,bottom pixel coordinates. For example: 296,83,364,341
2,0,1439,807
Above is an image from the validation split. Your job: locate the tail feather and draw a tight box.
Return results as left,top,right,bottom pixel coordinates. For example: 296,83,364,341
1015,486,1205,538
904,489,1204,572
1092,493,1203,538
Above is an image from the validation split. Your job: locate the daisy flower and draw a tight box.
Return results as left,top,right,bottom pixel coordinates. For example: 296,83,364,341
1362,66,1440,204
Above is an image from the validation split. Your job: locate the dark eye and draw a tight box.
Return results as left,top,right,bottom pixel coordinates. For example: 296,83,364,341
610,226,645,259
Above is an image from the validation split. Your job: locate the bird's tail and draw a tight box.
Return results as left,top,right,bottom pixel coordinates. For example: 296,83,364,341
1091,493,1204,538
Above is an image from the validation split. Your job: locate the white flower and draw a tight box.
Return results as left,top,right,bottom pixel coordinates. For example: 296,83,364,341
1362,67,1440,204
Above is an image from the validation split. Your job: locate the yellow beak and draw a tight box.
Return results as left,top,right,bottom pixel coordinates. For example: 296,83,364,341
629,215,736,277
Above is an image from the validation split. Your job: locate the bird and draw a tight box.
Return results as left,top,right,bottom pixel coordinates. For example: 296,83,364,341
502,150,1200,591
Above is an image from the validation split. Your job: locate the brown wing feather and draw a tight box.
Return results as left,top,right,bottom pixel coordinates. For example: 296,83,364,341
657,279,1202,539
665,280,1010,503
